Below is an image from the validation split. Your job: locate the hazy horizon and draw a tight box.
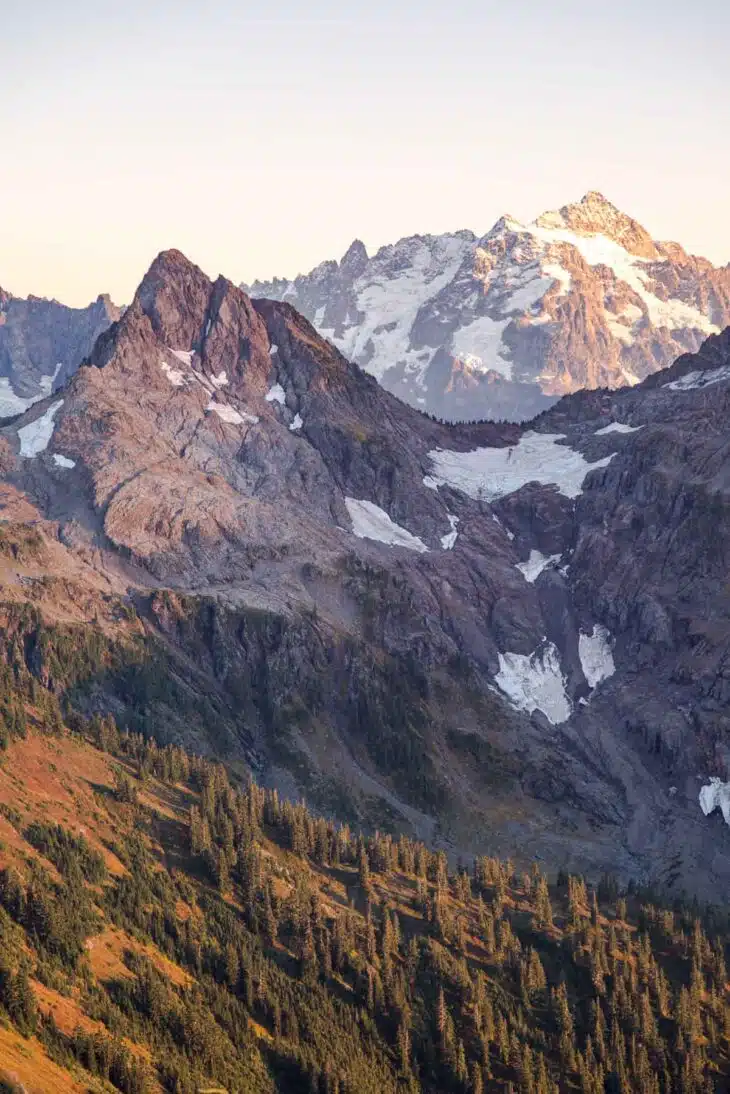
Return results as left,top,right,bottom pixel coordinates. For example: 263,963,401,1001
3,0,728,307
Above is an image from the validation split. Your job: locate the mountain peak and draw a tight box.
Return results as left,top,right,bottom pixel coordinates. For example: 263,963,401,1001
545,191,659,257
132,248,214,348
340,239,369,277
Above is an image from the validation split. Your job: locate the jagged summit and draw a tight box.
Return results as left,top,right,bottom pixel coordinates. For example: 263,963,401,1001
340,238,369,276
249,193,730,422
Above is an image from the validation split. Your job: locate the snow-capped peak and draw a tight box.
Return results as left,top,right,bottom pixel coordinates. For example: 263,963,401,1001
246,193,730,423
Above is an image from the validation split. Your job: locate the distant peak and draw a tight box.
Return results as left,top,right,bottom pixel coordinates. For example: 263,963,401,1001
579,189,613,206
340,239,369,276
535,191,659,258
485,214,523,238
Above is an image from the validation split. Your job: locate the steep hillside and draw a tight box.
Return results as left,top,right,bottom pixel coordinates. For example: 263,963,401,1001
247,192,730,421
1,251,730,902
0,289,119,418
0,704,729,1093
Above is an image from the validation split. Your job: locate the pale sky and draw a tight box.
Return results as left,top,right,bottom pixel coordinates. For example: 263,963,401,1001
2,0,728,306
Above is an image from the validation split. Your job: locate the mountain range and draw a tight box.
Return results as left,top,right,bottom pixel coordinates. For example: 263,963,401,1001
247,191,730,421
1,247,730,903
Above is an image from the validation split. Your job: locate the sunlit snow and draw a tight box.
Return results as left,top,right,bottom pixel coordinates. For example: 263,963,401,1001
207,401,259,426
52,453,75,469
665,366,730,392
160,361,187,387
510,220,719,336
17,401,63,457
289,413,303,432
594,422,642,435
516,549,561,583
495,642,571,724
427,432,614,501
699,778,730,827
578,625,615,687
441,514,459,550
265,383,286,405
270,344,279,355
345,498,428,553
211,371,228,388
171,349,195,366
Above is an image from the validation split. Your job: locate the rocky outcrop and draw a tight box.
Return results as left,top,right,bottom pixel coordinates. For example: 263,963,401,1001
0,287,119,418
3,248,730,900
248,191,730,422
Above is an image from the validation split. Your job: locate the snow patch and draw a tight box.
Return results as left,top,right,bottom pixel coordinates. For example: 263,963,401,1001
427,432,614,501
594,422,642,435
211,371,228,388
495,642,571,724
450,315,512,380
170,349,195,366
270,343,279,355
265,383,286,405
578,625,615,688
52,453,75,469
516,550,561,583
345,498,428,553
441,514,459,550
423,475,440,491
17,401,63,458
207,401,259,426
542,263,572,295
665,366,730,392
699,778,730,827
289,413,303,432
0,362,64,419
160,360,187,387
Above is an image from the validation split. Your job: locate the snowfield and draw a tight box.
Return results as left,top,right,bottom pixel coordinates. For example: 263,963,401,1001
160,360,187,387
665,366,730,392
345,498,428,553
594,422,642,435
207,401,259,426
265,383,286,405
427,432,613,501
516,549,561,583
495,642,571,725
578,625,616,687
18,401,64,458
441,514,459,550
52,453,75,469
699,778,730,827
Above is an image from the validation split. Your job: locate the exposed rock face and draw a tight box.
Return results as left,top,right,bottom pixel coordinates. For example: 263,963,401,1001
4,247,730,901
0,287,119,417
247,191,730,422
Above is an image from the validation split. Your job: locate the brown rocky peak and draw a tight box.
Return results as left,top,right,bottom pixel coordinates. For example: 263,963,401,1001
133,249,213,349
545,190,659,258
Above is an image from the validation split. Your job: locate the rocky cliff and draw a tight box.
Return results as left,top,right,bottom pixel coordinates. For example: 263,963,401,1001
1,248,730,900
247,191,730,422
0,287,119,417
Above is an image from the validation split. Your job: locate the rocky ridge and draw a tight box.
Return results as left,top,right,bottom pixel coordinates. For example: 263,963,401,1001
247,191,730,421
1,248,730,900
0,286,119,417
